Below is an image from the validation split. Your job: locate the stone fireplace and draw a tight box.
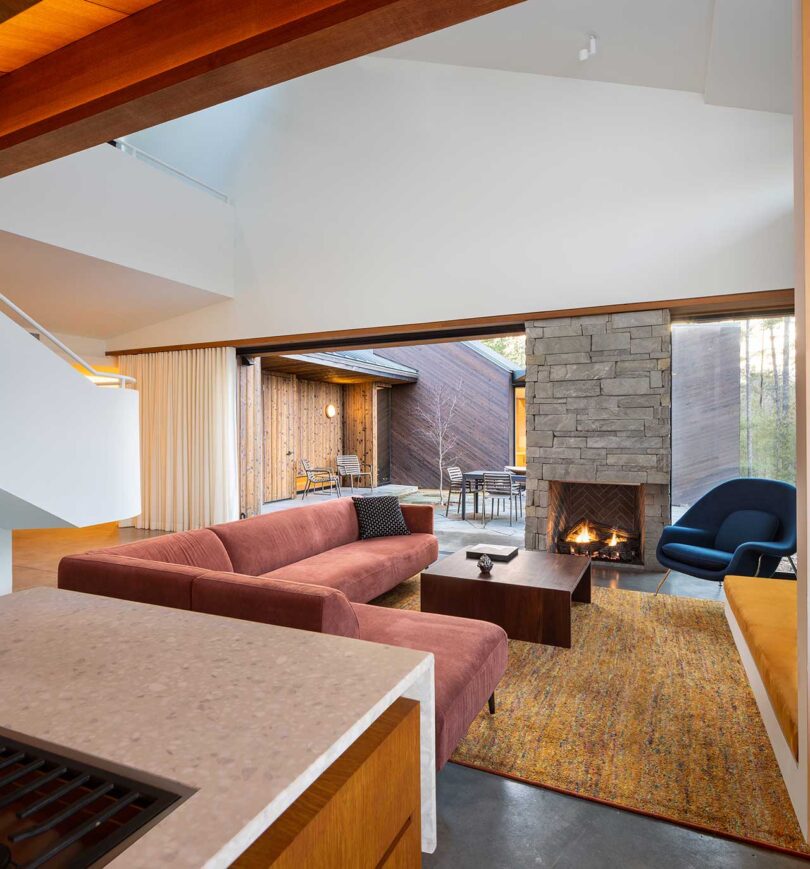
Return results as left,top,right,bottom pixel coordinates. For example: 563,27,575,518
548,481,645,565
524,310,671,569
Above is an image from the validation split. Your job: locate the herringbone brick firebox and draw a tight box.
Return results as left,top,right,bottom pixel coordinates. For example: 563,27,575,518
523,310,671,568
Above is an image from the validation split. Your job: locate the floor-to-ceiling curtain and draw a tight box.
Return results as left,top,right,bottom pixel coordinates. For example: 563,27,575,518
118,347,239,531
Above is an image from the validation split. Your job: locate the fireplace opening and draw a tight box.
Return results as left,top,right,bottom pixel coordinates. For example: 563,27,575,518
547,481,645,565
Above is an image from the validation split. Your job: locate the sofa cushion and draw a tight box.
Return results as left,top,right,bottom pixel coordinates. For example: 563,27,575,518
264,534,439,603
96,528,233,571
352,495,410,540
192,572,359,638
400,504,434,535
715,509,779,553
58,553,202,609
661,542,733,571
725,576,798,757
353,603,508,769
210,498,360,575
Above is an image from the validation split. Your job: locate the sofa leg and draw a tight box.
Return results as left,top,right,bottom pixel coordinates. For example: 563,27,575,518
488,693,495,715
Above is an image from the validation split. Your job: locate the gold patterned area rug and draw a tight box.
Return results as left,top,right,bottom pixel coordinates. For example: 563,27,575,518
374,577,808,857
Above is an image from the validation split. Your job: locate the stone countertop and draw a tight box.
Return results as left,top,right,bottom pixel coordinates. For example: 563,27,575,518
0,588,434,867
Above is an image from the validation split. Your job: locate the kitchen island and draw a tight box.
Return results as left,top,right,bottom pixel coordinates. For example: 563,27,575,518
0,588,436,866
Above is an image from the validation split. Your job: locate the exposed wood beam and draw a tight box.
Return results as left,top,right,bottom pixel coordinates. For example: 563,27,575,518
0,0,524,176
0,0,40,25
108,288,795,356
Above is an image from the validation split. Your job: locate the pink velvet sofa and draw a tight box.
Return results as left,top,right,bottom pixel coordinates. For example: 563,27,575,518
58,498,507,769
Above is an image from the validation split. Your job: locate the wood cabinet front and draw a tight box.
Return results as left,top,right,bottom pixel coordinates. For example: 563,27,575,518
232,698,421,868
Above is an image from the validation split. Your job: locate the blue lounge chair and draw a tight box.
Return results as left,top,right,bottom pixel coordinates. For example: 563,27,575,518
656,478,797,591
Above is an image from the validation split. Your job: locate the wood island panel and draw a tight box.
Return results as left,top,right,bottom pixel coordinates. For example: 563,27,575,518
232,698,421,868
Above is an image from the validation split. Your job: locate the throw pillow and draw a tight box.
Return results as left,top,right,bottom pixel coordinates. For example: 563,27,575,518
352,495,411,540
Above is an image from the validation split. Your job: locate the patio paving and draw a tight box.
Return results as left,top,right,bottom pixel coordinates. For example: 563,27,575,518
261,484,418,514
401,492,525,555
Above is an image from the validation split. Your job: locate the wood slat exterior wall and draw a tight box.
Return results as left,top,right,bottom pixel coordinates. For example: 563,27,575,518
238,359,263,518
342,382,377,485
262,373,298,502
377,344,514,489
296,379,343,485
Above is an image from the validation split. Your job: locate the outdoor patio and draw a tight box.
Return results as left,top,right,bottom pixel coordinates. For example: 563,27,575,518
261,486,525,555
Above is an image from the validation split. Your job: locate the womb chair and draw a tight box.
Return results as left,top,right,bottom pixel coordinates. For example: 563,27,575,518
656,478,797,591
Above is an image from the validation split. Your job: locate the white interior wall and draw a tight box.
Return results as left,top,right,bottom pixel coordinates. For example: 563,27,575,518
109,57,793,351
0,145,236,298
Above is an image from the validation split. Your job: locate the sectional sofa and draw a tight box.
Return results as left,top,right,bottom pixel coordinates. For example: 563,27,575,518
58,498,507,769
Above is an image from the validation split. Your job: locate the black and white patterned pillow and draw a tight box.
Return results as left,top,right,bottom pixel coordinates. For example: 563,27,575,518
352,496,411,540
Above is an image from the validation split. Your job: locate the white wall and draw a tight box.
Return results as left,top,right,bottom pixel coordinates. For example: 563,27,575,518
0,312,141,531
104,58,793,350
0,144,235,298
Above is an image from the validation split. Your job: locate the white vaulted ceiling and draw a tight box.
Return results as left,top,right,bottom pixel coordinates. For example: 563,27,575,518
380,0,792,114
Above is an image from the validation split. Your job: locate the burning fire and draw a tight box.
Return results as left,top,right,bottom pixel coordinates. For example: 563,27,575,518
573,523,596,544
608,532,619,547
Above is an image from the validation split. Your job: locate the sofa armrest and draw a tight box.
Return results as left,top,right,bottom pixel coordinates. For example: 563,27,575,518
58,553,201,610
191,572,360,638
401,504,434,535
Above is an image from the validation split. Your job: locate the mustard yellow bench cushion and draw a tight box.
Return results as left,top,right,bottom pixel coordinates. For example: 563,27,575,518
725,576,797,758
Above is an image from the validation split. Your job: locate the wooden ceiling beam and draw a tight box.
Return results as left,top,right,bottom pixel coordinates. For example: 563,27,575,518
0,0,524,176
0,0,40,25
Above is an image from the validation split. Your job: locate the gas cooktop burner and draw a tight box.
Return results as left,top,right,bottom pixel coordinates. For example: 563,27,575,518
0,735,181,868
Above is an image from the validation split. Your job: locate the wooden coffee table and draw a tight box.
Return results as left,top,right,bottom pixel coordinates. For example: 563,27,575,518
420,549,591,648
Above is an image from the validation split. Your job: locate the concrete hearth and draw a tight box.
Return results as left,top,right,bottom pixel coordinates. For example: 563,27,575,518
523,310,671,569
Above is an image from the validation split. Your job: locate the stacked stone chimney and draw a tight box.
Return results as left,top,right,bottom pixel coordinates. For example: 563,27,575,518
523,310,671,568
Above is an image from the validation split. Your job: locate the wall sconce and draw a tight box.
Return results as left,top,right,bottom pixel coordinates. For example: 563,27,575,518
325,403,337,419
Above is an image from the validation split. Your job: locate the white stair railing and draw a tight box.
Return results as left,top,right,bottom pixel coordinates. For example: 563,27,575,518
0,293,135,388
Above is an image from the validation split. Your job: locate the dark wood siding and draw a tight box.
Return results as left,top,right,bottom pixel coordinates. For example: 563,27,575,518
377,344,513,488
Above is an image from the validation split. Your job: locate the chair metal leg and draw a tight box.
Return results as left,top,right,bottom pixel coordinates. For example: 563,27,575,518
654,569,671,596
302,478,310,499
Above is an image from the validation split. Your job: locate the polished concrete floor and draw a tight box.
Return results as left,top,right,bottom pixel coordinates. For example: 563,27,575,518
427,763,804,869
425,568,798,869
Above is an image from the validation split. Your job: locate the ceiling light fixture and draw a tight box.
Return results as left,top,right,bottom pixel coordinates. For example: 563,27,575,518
578,34,597,62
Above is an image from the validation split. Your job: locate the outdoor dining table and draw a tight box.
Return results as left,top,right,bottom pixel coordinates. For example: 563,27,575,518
460,470,526,520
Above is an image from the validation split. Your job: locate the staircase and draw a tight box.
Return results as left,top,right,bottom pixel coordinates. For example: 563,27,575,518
0,295,141,594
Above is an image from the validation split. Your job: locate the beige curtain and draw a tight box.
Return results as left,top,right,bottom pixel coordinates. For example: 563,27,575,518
118,347,239,531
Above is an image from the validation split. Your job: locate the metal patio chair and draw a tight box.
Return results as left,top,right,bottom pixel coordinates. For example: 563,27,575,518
336,454,374,494
482,472,522,527
300,458,341,499
446,466,476,517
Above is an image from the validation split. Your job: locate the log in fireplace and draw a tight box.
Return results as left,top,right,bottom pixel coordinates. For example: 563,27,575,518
548,481,644,566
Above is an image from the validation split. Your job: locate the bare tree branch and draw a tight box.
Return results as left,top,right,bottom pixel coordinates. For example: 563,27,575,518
413,378,463,502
